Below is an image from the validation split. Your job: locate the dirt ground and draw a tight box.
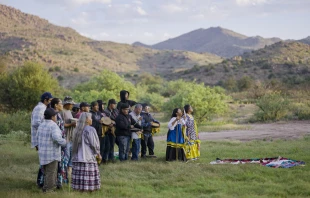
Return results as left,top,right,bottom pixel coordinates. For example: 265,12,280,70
154,120,310,141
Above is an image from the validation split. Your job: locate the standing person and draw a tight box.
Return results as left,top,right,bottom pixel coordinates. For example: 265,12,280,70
129,104,143,161
72,103,80,118
90,101,108,164
141,104,160,158
184,105,200,161
71,112,101,192
31,92,53,149
97,100,106,114
60,96,77,179
31,92,53,187
166,108,186,162
116,90,137,111
115,103,141,161
103,99,119,162
37,108,67,193
51,98,69,187
75,102,90,119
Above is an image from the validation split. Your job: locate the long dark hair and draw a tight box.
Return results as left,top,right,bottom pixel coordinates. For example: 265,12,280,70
171,108,180,118
183,104,190,113
51,98,61,109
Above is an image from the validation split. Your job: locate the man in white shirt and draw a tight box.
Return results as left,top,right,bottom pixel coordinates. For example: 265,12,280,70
129,104,143,160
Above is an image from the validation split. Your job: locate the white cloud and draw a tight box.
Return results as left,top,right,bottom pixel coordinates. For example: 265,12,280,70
190,14,205,19
136,6,147,15
161,4,186,13
71,17,89,25
235,0,267,6
133,0,142,5
100,32,110,37
69,0,111,5
144,32,153,37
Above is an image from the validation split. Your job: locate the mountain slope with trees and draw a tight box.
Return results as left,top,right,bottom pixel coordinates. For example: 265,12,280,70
0,4,222,88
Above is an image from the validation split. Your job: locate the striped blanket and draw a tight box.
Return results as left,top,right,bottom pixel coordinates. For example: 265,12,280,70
210,156,305,168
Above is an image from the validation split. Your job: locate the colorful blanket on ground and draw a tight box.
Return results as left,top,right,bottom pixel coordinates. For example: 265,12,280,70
210,156,305,168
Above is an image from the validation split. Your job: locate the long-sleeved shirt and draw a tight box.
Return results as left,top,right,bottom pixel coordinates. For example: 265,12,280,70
129,111,142,139
72,125,100,163
168,117,186,130
37,120,67,165
141,111,159,133
31,102,46,148
90,110,103,137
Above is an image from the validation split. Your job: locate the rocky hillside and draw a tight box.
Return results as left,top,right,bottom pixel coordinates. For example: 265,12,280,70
299,36,310,45
0,4,222,88
170,41,310,86
135,27,281,58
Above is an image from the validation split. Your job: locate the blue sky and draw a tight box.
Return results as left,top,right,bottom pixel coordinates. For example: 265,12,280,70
0,0,309,44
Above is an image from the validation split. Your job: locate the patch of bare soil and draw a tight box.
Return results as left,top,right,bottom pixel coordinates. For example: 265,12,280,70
154,120,310,141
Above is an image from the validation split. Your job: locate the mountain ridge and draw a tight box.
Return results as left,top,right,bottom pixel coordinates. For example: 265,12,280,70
0,4,222,88
133,27,282,58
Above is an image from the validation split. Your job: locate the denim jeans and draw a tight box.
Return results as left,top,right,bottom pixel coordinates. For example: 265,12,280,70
65,142,72,167
117,136,131,161
131,139,140,160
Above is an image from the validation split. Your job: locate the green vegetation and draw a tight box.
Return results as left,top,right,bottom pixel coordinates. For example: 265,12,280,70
0,62,60,111
0,111,31,135
255,92,290,121
0,136,309,198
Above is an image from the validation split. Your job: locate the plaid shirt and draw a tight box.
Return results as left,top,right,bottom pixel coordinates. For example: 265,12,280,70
31,102,46,148
37,120,67,165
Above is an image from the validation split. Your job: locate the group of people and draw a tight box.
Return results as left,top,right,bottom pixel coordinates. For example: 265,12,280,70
31,90,200,193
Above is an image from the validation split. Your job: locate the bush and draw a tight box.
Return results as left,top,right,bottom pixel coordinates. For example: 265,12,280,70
136,91,165,112
291,102,310,120
73,68,79,72
0,111,31,135
254,92,290,121
237,76,254,91
74,69,137,101
163,81,229,123
57,75,64,81
223,77,238,92
0,62,60,111
54,66,61,71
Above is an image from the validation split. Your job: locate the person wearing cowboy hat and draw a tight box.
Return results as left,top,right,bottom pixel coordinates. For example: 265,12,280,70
60,96,77,177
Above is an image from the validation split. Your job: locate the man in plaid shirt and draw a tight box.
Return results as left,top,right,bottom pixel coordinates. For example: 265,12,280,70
38,108,67,193
31,92,54,149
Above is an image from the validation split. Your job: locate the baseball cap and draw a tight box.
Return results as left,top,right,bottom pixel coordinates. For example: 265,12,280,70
108,99,117,105
44,108,57,119
80,102,90,108
41,92,53,101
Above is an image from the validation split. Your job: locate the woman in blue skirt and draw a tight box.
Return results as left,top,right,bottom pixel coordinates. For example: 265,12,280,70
166,108,186,161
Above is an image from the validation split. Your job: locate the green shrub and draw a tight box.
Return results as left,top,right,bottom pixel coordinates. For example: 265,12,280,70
291,102,310,120
73,68,79,72
136,92,165,112
255,92,290,121
57,75,64,81
163,81,229,123
0,111,31,135
54,66,61,71
0,62,60,111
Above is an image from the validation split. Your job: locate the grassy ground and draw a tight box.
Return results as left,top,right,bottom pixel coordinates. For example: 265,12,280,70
0,136,309,198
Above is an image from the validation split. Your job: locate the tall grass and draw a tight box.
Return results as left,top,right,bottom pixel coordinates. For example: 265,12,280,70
0,136,309,198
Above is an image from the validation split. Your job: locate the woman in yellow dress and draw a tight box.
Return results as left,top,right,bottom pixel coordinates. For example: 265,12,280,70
183,105,200,161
